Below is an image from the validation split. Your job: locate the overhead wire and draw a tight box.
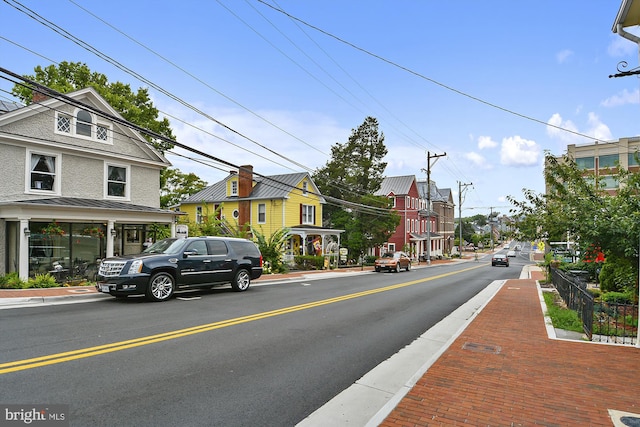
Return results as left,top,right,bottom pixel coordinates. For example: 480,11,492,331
1,68,394,217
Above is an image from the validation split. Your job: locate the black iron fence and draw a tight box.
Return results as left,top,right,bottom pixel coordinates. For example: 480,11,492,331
550,267,638,345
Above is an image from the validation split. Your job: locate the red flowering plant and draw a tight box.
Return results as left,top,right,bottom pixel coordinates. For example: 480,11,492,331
82,226,105,238
583,243,605,264
41,221,66,236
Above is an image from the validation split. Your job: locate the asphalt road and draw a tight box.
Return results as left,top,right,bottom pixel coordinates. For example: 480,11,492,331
0,251,529,426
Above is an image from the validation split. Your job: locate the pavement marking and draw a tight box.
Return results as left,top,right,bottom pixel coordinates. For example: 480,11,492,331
0,264,485,375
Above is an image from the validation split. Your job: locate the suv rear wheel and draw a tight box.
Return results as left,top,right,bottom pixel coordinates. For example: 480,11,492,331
146,272,175,302
231,269,251,292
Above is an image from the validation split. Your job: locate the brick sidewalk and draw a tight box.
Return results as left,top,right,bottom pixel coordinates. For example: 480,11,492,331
380,279,640,426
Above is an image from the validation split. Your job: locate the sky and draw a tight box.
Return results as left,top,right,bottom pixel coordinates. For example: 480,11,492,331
1,1,639,217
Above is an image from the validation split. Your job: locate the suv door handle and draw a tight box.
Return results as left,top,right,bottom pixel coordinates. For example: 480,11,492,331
203,260,211,263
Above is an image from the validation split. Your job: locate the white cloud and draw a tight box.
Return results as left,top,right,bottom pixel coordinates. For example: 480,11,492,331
556,49,573,64
586,112,613,141
500,135,540,167
546,113,580,143
601,88,640,107
465,151,492,169
478,135,498,150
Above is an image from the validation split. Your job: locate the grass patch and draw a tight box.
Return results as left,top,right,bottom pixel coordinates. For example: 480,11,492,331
543,291,584,333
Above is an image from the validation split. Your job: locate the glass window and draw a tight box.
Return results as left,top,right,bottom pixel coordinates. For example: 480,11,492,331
57,115,71,133
302,205,314,225
107,165,127,197
628,152,640,166
598,154,618,169
30,153,56,191
302,181,308,196
207,240,228,256
96,125,108,141
575,157,594,169
196,206,203,224
186,240,207,255
258,203,266,223
76,109,92,136
231,180,238,196
600,175,618,189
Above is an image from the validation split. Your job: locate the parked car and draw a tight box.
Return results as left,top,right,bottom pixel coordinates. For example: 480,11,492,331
491,254,509,267
374,252,411,272
97,236,263,301
507,250,516,257
504,244,510,249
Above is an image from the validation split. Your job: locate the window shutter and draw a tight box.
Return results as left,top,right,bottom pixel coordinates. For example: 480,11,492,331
312,205,316,225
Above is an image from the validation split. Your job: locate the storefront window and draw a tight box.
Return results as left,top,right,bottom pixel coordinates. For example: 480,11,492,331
28,222,104,282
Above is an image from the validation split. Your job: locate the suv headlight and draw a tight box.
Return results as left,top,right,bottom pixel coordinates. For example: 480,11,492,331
128,260,144,274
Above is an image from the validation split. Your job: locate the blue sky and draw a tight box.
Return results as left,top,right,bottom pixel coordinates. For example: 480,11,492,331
1,1,639,217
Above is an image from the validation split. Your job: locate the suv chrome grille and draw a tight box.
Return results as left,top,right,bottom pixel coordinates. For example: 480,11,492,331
99,261,126,277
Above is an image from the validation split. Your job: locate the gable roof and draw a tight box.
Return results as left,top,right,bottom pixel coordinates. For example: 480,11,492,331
0,87,170,167
416,180,453,204
375,175,416,197
182,171,325,203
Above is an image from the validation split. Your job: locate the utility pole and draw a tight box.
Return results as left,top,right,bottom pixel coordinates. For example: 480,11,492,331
424,151,446,265
458,181,472,257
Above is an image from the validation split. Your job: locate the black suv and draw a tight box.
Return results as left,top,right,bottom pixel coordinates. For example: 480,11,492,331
97,237,263,302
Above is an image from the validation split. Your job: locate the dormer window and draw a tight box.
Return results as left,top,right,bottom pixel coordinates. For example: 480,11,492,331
302,181,308,196
231,180,238,196
76,110,92,136
55,109,112,143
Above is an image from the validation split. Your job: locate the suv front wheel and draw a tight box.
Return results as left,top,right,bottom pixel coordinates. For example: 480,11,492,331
231,269,251,292
146,272,175,302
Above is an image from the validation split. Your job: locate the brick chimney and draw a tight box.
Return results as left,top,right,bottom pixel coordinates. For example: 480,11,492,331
32,90,49,103
238,165,253,232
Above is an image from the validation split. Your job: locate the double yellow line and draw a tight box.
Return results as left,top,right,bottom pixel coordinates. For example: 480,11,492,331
0,264,483,375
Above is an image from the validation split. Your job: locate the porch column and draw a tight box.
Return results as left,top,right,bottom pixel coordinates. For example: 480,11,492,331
106,220,116,258
19,218,30,280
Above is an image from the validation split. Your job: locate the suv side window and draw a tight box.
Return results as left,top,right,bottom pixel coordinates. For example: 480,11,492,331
207,240,228,256
228,241,260,257
186,240,208,255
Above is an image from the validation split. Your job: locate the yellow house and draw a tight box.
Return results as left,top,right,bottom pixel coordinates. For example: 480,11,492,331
179,166,343,259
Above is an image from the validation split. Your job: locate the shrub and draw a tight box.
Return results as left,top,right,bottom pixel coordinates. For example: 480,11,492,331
28,273,59,288
602,291,634,304
294,255,324,270
364,255,377,265
599,257,635,293
0,272,27,289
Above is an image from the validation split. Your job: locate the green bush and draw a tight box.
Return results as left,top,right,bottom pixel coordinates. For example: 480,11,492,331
599,257,635,293
364,255,377,265
602,291,634,304
28,273,59,288
294,255,324,270
0,272,27,289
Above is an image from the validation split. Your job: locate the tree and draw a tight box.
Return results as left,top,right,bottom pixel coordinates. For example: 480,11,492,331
12,61,175,152
160,168,207,209
508,152,640,297
312,117,399,259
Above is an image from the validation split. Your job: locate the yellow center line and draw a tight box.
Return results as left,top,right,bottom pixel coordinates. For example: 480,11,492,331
0,264,484,374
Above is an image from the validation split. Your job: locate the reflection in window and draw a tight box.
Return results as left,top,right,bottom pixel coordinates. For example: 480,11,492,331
575,157,594,170
598,154,618,169
30,154,55,191
76,109,92,136
108,165,126,197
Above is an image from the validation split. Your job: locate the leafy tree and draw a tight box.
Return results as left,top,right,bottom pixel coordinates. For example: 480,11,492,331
160,168,207,209
454,219,475,244
508,152,640,298
12,61,175,152
312,117,399,259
